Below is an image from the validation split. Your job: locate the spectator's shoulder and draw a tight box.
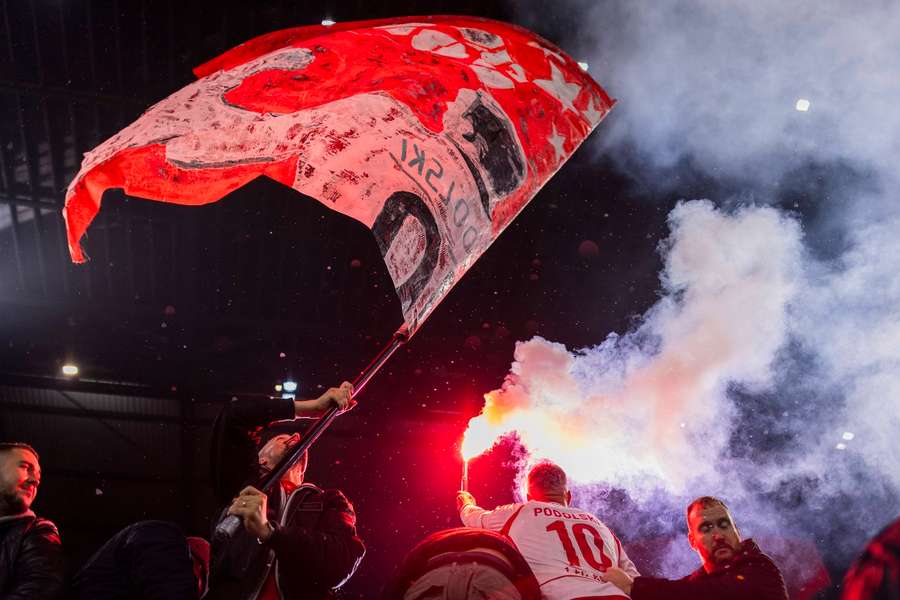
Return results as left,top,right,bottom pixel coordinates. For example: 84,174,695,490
322,488,355,511
29,516,61,541
685,566,705,581
742,539,783,570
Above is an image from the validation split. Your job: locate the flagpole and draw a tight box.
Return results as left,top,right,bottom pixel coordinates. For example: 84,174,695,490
214,324,410,541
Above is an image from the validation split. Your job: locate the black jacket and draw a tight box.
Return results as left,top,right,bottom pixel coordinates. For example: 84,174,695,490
206,396,365,600
0,513,65,600
631,539,788,600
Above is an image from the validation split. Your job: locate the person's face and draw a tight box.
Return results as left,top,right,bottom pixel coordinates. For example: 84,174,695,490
0,448,41,515
687,503,742,570
257,434,305,482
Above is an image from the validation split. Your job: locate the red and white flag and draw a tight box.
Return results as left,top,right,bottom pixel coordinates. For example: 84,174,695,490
64,16,614,333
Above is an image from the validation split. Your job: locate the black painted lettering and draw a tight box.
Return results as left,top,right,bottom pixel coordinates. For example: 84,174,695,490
453,198,469,227
463,226,478,253
372,191,441,312
439,180,456,206
425,158,443,192
408,144,426,175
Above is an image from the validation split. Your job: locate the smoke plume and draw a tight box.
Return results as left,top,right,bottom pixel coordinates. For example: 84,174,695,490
475,0,900,584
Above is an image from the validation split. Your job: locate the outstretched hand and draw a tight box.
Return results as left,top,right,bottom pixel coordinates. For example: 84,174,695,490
315,381,356,414
456,490,476,512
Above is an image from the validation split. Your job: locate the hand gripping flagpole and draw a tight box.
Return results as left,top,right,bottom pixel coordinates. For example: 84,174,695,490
214,324,409,542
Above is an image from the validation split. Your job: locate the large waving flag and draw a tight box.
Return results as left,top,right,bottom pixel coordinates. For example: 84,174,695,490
64,16,613,333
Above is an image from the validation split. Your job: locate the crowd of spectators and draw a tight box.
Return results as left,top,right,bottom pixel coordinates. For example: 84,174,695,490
1,387,897,599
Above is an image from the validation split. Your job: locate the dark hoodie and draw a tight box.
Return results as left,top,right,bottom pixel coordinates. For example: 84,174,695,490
631,538,788,600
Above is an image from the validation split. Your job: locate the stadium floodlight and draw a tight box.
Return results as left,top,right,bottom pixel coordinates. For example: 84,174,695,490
795,98,810,112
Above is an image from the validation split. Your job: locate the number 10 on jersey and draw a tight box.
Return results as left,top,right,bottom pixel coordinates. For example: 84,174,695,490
546,520,614,571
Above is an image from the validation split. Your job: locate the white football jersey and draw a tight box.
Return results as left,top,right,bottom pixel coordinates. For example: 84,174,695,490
461,500,639,599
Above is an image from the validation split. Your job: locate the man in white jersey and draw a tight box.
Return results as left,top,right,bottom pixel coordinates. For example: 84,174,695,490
457,461,639,600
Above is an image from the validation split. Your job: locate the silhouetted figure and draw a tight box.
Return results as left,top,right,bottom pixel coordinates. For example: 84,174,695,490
71,520,208,599
385,527,541,600
843,517,900,600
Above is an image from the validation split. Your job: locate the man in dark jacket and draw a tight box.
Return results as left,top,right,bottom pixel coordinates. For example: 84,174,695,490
603,495,788,600
0,442,65,599
206,381,365,600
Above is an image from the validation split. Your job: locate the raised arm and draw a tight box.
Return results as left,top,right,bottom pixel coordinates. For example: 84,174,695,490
292,382,355,418
456,491,520,532
211,382,354,503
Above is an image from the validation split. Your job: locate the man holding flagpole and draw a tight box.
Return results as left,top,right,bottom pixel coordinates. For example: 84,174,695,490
73,383,364,600
206,382,365,600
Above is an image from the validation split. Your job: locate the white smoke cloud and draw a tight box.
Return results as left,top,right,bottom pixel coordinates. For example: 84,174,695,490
469,200,804,568
579,0,900,185
474,200,802,490
480,0,900,584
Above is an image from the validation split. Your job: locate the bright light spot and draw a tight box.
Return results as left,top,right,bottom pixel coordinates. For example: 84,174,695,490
283,380,298,393
321,19,336,27
795,98,810,112
281,393,296,400
842,431,855,441
274,384,283,392
461,415,505,461
62,364,79,376
577,61,589,71
835,442,847,450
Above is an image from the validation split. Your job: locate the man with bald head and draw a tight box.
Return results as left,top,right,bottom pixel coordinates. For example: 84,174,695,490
603,496,788,600
0,442,65,599
457,461,639,599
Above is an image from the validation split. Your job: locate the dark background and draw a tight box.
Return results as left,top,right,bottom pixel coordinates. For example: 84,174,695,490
0,0,843,598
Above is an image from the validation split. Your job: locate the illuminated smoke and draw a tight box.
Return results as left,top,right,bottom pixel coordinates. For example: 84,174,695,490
483,0,900,580
466,199,802,494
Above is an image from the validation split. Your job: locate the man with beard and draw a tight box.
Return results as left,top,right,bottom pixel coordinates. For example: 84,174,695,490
0,442,65,599
603,496,788,600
